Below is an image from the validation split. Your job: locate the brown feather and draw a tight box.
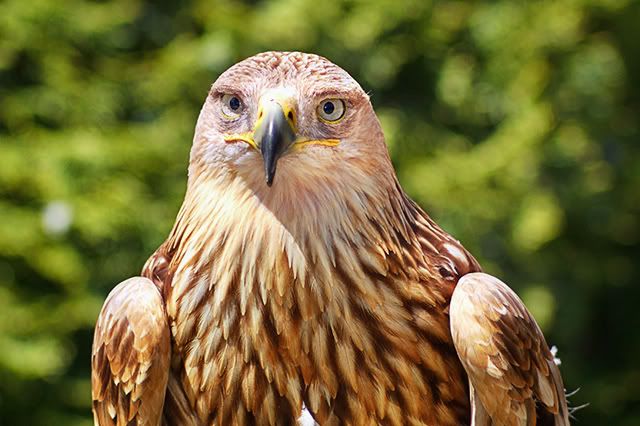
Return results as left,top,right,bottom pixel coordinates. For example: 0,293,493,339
91,277,171,426
450,273,570,426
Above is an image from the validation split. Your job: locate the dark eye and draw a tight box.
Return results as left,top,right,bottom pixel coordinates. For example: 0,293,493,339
221,94,243,119
317,99,346,122
323,102,335,115
229,96,240,110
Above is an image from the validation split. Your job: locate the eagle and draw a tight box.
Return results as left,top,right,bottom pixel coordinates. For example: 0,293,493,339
91,51,569,426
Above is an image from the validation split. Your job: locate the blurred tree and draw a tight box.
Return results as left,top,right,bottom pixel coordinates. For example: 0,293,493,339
0,0,638,424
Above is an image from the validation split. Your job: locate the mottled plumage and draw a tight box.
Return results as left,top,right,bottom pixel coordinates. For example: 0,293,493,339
92,51,569,426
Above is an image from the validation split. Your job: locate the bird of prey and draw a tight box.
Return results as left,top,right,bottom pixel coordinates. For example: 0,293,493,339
91,51,569,426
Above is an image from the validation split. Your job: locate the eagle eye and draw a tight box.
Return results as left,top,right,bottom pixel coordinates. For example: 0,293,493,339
221,94,243,119
317,99,346,123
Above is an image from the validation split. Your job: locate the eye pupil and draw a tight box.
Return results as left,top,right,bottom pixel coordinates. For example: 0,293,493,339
229,97,240,111
323,101,335,115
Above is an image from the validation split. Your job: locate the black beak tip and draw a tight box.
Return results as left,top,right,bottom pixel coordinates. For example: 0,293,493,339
265,165,276,187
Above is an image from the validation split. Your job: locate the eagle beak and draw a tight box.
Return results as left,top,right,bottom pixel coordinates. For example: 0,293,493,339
253,99,296,187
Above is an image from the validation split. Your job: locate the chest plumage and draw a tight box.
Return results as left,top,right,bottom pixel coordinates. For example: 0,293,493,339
144,165,479,425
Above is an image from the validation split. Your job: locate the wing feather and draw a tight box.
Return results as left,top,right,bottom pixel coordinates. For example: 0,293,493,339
450,272,569,426
92,277,171,426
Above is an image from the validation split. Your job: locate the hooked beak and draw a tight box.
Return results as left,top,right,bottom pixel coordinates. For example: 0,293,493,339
253,100,296,186
223,93,341,187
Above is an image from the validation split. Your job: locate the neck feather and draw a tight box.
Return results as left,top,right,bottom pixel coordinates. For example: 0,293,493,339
168,157,420,284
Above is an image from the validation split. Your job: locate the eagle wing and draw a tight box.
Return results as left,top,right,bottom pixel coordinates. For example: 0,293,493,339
92,277,171,426
449,272,569,426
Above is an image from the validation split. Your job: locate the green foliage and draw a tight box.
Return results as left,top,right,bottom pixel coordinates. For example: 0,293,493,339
1,0,638,424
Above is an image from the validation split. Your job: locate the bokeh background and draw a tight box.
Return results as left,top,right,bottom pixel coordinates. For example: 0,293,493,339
1,0,639,424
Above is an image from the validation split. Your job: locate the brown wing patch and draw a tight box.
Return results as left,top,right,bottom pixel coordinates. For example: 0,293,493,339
450,272,569,426
92,277,171,426
142,243,174,296
409,202,482,282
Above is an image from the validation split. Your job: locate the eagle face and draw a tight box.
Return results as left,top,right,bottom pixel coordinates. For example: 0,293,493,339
191,52,390,194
